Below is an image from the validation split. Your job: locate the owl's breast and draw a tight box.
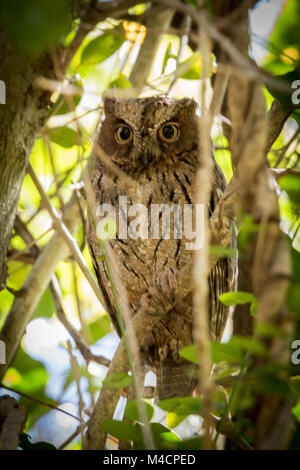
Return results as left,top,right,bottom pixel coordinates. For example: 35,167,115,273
92,165,196,315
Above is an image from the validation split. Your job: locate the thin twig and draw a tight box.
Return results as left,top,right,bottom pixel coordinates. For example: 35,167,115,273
0,383,80,422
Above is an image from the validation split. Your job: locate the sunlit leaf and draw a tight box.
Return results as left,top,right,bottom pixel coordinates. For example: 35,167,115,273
211,340,243,364
219,291,256,306
135,423,181,450
128,4,149,15
179,344,199,364
49,127,78,148
109,74,132,89
278,173,300,205
88,316,111,344
264,0,300,74
33,287,55,319
209,245,235,257
292,402,300,422
100,419,142,442
178,52,214,80
53,94,82,116
125,399,154,422
80,31,125,66
158,396,202,415
103,372,132,388
212,336,266,365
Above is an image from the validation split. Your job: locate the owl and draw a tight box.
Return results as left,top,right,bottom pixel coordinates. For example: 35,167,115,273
88,96,237,400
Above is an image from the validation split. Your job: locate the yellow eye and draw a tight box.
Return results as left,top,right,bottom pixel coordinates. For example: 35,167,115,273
115,125,133,144
158,122,179,143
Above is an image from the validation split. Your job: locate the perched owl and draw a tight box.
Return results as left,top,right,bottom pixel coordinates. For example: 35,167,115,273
88,96,237,399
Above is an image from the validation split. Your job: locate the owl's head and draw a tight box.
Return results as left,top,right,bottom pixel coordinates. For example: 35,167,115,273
98,96,199,176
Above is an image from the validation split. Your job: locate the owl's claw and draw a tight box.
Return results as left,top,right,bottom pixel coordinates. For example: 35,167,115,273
158,269,178,305
140,270,178,316
140,287,167,316
158,270,177,304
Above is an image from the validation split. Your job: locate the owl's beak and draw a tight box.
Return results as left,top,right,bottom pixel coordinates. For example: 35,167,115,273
139,153,154,167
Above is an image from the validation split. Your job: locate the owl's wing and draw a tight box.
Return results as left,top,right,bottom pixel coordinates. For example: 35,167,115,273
88,240,122,336
208,160,238,340
87,171,122,336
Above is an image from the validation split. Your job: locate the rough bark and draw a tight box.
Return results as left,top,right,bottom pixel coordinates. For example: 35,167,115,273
0,30,54,288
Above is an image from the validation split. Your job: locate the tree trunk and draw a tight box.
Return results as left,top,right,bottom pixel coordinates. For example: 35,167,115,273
0,31,53,288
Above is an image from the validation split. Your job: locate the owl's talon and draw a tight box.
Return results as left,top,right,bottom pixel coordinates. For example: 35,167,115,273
158,269,178,305
140,287,167,316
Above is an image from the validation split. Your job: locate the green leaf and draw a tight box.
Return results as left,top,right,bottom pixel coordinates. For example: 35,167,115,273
158,396,202,415
166,412,185,428
287,244,300,317
288,282,300,317
229,336,267,357
264,0,300,74
211,336,266,364
238,214,261,251
179,52,203,80
33,287,55,319
179,344,199,364
252,367,291,396
159,397,202,428
15,367,48,394
250,298,258,317
290,377,300,395
128,3,149,15
125,399,154,422
162,42,175,75
88,316,111,344
255,321,288,338
290,242,300,281
178,52,214,80
100,419,142,442
292,402,300,422
0,0,72,55
219,291,256,306
53,94,82,116
178,437,202,450
211,340,243,364
278,173,300,205
49,127,78,148
103,372,132,388
209,245,235,257
109,74,132,89
139,423,181,450
158,397,202,415
266,69,300,126
19,433,57,451
80,31,125,66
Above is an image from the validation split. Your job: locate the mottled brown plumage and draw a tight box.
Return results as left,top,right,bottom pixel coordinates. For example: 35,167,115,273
88,96,237,399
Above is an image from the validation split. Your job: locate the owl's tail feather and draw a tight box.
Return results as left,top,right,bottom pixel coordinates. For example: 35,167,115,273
155,359,197,400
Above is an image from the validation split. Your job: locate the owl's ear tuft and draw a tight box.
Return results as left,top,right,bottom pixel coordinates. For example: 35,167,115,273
180,98,197,114
103,97,116,116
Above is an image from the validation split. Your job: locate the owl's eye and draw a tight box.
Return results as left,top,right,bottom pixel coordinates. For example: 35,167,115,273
158,122,179,143
115,125,133,144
